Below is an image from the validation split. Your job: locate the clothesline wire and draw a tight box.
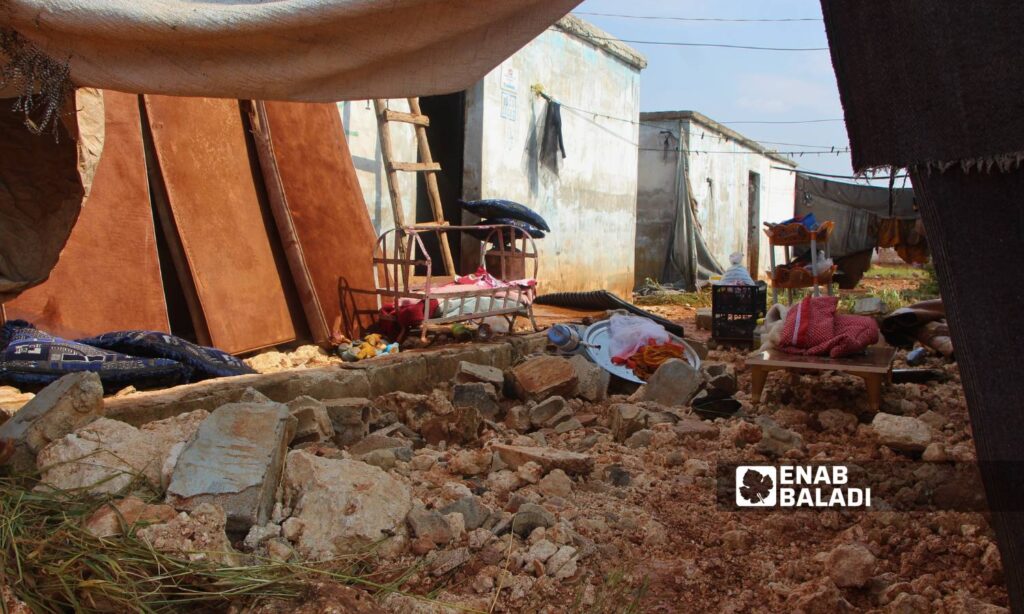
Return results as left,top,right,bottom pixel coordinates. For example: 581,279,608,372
557,29,828,51
550,100,848,150
640,147,850,156
573,11,822,23
772,166,910,181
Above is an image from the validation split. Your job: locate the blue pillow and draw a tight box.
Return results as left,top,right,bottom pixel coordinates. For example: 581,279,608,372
0,321,190,392
78,330,255,381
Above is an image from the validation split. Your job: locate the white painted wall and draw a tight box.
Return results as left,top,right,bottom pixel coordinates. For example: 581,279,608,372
635,115,797,283
463,29,644,298
338,99,417,234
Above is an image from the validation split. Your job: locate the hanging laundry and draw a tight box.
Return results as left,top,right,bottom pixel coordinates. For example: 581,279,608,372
540,97,566,173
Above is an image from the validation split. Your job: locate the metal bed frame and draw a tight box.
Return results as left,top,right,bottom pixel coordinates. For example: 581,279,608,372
347,225,539,342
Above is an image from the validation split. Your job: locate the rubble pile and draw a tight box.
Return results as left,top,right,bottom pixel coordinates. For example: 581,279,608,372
0,333,1008,612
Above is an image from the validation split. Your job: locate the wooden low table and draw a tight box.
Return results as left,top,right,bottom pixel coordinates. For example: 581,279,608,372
748,346,897,411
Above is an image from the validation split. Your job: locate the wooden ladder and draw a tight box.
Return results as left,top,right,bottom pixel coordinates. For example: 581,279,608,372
373,98,456,276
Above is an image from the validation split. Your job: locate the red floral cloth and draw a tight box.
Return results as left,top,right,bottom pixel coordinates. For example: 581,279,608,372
778,296,879,358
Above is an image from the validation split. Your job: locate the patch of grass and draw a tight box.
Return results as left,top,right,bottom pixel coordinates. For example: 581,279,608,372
839,264,941,312
634,280,712,308
863,265,928,280
0,475,424,613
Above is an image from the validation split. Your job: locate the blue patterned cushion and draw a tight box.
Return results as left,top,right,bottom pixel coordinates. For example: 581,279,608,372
78,330,254,381
0,321,189,392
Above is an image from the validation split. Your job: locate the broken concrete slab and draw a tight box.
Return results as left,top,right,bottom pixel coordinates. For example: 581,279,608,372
633,359,701,407
454,361,505,389
440,496,491,531
137,502,239,565
568,355,609,402
322,397,372,447
0,372,104,468
610,403,647,442
166,403,296,532
529,396,568,429
511,356,578,402
286,396,334,444
37,410,208,495
377,390,480,445
452,382,500,420
871,412,932,453
491,444,593,476
282,450,412,560
407,504,453,545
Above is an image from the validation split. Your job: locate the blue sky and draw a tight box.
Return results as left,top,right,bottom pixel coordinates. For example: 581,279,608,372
572,0,885,183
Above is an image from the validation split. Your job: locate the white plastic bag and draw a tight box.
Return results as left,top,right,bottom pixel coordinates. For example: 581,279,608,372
608,314,670,360
717,252,756,286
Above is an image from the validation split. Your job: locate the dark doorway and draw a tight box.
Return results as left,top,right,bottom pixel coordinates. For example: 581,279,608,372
417,93,466,275
747,171,762,278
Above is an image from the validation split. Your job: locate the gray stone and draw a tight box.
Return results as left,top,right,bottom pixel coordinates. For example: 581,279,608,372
166,403,296,532
286,396,334,444
452,383,500,420
696,308,712,330
755,416,804,457
703,363,738,396
853,297,886,315
429,547,471,576
359,448,397,470
554,418,583,434
609,403,647,442
636,359,701,406
454,361,505,389
606,465,631,486
282,451,412,560
440,496,491,530
674,417,720,440
538,469,573,498
348,433,407,455
529,396,568,429
827,543,876,588
491,444,594,476
0,372,104,465
625,429,654,448
511,502,555,537
817,409,859,433
407,505,453,544
505,405,532,433
871,413,932,453
568,355,609,402
322,398,372,447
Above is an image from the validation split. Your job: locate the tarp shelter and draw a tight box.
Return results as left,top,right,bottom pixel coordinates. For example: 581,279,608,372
0,0,581,352
820,0,1024,607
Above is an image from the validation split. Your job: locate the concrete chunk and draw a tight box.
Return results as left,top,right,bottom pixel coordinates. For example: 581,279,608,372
568,355,609,402
452,382,500,420
0,372,104,467
166,403,296,532
491,444,593,476
323,398,372,446
287,396,334,444
454,361,505,389
634,359,701,407
511,356,578,402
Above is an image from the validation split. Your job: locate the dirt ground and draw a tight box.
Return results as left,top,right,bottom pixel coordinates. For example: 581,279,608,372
399,273,1006,612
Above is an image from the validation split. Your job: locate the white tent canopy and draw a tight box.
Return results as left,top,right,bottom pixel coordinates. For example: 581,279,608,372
2,0,580,101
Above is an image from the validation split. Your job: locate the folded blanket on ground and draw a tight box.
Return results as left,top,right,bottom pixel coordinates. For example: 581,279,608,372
79,330,255,380
778,296,879,358
0,321,189,392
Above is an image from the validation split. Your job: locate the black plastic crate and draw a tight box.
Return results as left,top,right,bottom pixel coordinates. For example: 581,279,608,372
711,284,767,342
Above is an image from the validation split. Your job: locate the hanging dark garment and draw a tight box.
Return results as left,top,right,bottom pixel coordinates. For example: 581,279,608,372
540,99,566,174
